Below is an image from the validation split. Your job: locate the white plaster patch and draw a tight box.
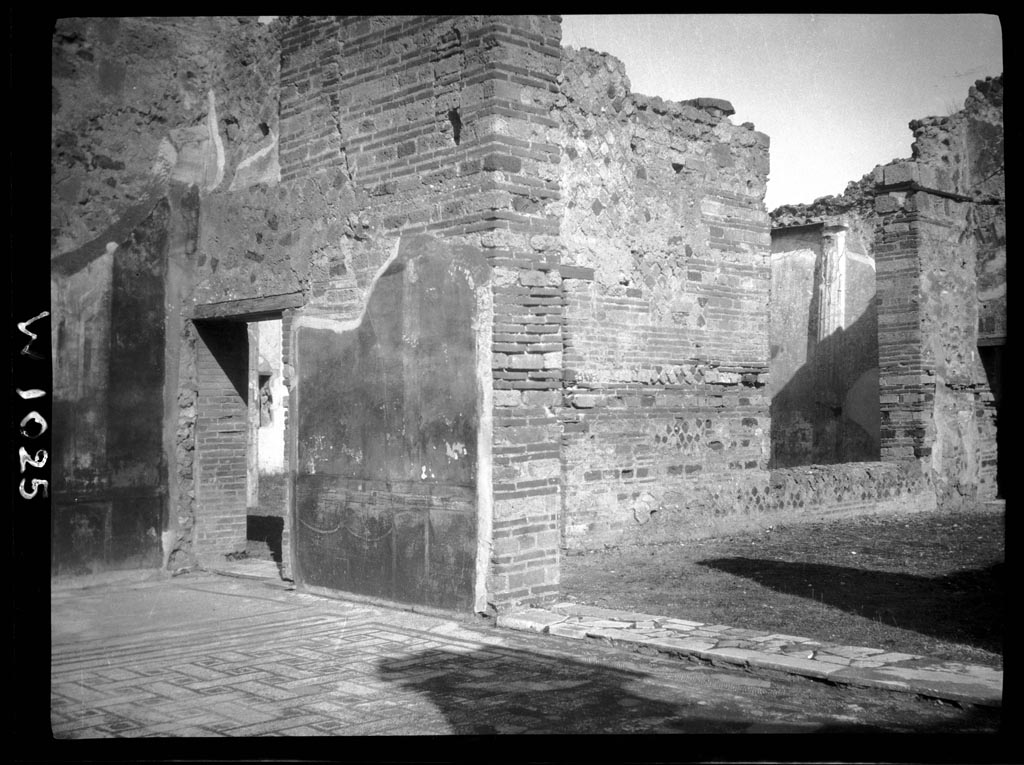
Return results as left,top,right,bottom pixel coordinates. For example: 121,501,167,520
846,250,876,271
228,130,280,192
339,445,363,464
293,238,402,335
978,283,1005,301
206,89,225,192
445,441,467,461
161,529,176,568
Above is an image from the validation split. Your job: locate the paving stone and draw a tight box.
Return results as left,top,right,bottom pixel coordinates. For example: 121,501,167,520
701,647,766,666
816,644,886,659
829,665,1003,708
781,644,819,658
547,621,592,640
549,604,664,622
748,653,846,680
583,626,633,641
715,639,744,648
809,653,852,666
658,618,705,628
920,661,999,677
723,628,767,638
495,608,567,633
578,618,638,630
644,637,719,653
630,629,676,639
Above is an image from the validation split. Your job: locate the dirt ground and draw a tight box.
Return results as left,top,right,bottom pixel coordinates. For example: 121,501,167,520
560,504,1005,668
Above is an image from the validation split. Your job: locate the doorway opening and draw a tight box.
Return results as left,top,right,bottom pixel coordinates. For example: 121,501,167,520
192,312,290,576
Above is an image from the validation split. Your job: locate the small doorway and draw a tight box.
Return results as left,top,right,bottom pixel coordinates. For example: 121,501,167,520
246,318,290,572
192,311,291,577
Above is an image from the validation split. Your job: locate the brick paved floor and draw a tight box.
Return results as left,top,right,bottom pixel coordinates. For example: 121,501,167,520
50,573,1001,743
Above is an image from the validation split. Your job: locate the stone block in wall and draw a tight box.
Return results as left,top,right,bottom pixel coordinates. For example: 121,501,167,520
880,162,919,187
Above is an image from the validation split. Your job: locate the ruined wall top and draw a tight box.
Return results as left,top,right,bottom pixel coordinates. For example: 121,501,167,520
770,73,1003,230
770,173,876,230
907,75,1003,201
561,46,742,128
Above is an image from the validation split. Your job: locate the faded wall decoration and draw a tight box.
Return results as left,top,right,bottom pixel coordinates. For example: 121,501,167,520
294,237,490,610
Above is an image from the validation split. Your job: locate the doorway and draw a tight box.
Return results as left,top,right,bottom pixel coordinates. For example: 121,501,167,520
192,313,290,575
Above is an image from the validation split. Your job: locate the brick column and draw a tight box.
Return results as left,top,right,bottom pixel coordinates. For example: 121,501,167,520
873,161,998,506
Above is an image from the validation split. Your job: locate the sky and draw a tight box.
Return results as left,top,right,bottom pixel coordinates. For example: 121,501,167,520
561,14,1004,210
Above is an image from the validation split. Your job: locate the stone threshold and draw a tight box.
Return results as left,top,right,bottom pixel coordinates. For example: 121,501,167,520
496,603,1002,708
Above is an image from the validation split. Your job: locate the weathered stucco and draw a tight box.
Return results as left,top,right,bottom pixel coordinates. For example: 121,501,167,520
769,222,879,467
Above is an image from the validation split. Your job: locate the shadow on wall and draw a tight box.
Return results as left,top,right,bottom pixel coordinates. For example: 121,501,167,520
697,557,1004,654
375,644,998,734
770,304,880,468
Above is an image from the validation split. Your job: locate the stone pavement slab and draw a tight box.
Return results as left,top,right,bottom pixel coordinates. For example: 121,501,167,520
497,602,1002,708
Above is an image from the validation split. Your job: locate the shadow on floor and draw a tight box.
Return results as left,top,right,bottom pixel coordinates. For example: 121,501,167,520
696,558,1004,653
376,644,998,735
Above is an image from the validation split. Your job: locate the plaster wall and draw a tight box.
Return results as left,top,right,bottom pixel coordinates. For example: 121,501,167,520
769,224,879,467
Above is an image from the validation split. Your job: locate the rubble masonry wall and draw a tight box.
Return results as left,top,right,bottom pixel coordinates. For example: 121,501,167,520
556,47,774,548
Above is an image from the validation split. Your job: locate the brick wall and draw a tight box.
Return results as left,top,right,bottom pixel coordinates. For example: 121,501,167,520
274,15,568,609
194,321,250,559
488,261,564,605
556,48,772,549
278,17,344,183
875,187,998,506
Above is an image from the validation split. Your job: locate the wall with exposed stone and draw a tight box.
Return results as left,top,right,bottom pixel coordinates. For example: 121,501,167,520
50,16,280,574
555,47,773,549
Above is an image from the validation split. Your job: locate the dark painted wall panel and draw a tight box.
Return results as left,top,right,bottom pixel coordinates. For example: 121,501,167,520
108,200,169,491
52,199,170,574
295,240,488,610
